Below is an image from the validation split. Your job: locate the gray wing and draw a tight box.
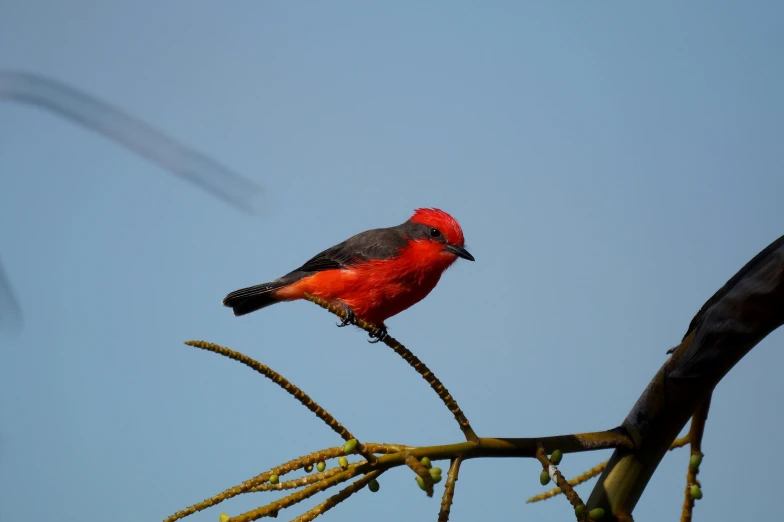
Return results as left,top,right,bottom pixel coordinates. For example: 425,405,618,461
292,226,410,274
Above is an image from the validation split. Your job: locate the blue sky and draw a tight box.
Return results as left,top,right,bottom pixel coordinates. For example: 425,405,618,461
1,2,782,521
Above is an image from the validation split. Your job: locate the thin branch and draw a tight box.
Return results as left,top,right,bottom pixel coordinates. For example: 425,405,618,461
303,293,478,442
249,467,344,493
247,443,409,493
528,433,692,504
670,435,691,451
164,446,346,522
405,452,434,497
535,445,585,515
438,456,463,522
229,463,366,522
527,462,606,504
290,470,385,522
184,340,376,465
681,393,711,522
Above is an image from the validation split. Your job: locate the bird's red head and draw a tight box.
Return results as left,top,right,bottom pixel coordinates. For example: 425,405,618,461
409,208,466,246
407,208,474,262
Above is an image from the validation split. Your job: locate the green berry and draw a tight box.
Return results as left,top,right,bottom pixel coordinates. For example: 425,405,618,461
550,449,563,465
588,507,605,520
431,473,443,484
316,461,326,472
420,457,432,469
219,514,230,522
574,505,585,519
690,485,703,500
304,464,313,473
429,467,442,479
689,454,703,471
338,456,349,469
368,479,380,492
539,469,551,486
415,475,427,490
269,474,279,485
343,438,358,454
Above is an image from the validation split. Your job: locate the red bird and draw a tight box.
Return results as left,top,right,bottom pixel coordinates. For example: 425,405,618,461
222,208,474,342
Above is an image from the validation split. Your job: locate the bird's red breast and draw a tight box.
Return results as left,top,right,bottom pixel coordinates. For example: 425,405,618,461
274,236,458,325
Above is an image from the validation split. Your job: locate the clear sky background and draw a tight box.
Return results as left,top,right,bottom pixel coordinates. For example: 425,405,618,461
1,2,783,521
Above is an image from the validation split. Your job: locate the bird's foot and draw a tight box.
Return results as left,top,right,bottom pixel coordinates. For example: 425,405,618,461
367,324,389,344
336,301,357,328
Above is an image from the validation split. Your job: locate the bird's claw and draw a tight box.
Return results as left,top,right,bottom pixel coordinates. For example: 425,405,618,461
367,325,388,344
336,301,357,328
334,301,387,343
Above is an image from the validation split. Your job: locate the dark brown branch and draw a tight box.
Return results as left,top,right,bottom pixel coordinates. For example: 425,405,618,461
587,234,784,517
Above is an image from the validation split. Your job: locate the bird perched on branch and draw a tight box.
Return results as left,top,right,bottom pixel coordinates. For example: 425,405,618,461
222,208,474,342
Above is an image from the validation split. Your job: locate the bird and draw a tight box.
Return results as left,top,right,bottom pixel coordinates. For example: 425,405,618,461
222,208,474,342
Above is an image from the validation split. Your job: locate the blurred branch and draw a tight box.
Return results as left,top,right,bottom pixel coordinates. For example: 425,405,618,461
0,70,265,335
587,234,784,517
0,259,22,336
0,70,263,213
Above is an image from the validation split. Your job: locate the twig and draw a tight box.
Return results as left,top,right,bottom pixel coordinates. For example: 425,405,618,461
290,470,384,522
528,434,692,503
681,393,711,522
303,293,478,442
438,456,463,522
527,462,607,503
405,452,434,497
249,467,344,492
535,445,585,514
164,446,346,522
184,340,376,465
229,463,366,522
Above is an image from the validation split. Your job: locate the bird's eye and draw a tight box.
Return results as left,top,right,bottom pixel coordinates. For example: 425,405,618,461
429,228,442,238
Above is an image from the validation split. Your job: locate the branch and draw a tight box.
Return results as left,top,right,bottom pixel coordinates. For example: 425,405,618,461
681,393,711,522
526,435,691,504
168,337,633,522
303,293,478,442
437,456,463,522
587,234,784,517
290,469,384,522
535,445,586,516
184,341,376,464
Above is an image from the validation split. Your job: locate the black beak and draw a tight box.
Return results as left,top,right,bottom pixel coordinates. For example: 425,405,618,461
446,244,475,262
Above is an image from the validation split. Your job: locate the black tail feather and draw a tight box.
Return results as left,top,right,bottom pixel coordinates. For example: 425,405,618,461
222,281,288,316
